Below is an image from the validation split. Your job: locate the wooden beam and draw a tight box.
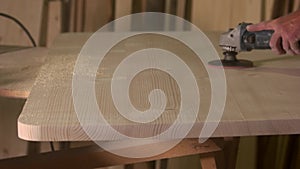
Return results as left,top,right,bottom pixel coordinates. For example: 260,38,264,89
200,156,217,169
46,1,62,47
0,139,220,169
75,0,85,32
191,0,262,31
83,0,114,32
176,0,186,18
115,0,132,19
293,0,300,11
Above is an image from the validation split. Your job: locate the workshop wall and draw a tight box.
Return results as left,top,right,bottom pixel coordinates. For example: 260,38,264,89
1,0,299,47
0,0,45,46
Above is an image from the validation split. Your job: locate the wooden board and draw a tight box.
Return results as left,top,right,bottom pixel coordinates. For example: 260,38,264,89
263,0,275,20
18,32,300,141
0,47,47,98
83,0,113,32
115,0,132,19
191,0,262,31
46,1,62,47
176,0,186,18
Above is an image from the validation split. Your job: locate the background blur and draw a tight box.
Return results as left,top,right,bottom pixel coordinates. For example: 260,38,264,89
0,0,299,47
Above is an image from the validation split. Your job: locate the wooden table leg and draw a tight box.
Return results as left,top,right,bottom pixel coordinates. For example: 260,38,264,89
159,159,168,169
0,139,220,169
59,141,71,150
223,137,240,169
200,156,217,169
214,137,240,169
26,141,40,155
125,164,134,169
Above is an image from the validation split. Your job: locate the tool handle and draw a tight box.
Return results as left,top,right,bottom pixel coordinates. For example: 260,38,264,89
241,30,274,51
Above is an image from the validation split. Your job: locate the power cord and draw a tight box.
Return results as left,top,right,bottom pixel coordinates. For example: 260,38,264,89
0,12,37,47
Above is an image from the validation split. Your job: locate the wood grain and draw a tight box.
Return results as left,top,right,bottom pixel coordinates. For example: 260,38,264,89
0,47,47,98
18,32,300,141
83,0,113,32
191,0,262,31
46,1,62,47
176,0,186,18
115,0,133,19
263,0,275,20
200,156,217,169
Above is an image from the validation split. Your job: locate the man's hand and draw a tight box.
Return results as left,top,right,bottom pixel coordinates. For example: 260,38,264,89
247,10,300,55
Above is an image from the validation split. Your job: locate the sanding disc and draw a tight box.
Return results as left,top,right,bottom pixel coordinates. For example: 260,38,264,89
208,59,253,69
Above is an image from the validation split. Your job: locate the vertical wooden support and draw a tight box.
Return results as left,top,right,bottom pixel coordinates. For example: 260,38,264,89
176,0,186,18
190,0,262,31
115,0,132,19
84,0,113,32
293,0,300,11
159,159,168,169
26,142,41,155
46,1,62,47
75,0,85,32
200,156,217,169
132,0,147,13
214,137,240,169
223,138,240,169
114,0,132,31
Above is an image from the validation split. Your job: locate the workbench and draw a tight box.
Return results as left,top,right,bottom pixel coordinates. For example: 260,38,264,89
1,32,299,169
18,32,300,140
0,46,47,98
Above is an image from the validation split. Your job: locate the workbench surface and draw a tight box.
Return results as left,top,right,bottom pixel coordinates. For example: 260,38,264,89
18,32,300,141
0,46,47,99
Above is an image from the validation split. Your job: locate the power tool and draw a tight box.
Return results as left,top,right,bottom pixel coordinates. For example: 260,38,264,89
208,22,274,68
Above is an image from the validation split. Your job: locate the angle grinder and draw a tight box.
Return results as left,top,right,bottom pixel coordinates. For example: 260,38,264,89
209,22,274,68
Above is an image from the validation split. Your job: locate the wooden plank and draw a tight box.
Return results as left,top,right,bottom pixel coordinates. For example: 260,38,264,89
263,0,275,20
271,0,290,19
114,0,132,31
176,0,186,18
83,0,113,32
68,0,76,32
221,138,240,169
200,156,217,169
75,0,85,32
191,0,262,31
46,1,62,47
235,137,257,169
132,0,147,13
165,0,172,14
191,0,230,31
0,47,47,99
17,32,300,141
293,0,300,11
0,139,220,169
0,0,44,46
115,0,132,19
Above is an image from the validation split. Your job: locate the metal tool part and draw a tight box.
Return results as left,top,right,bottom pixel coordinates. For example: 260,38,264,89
209,22,274,68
